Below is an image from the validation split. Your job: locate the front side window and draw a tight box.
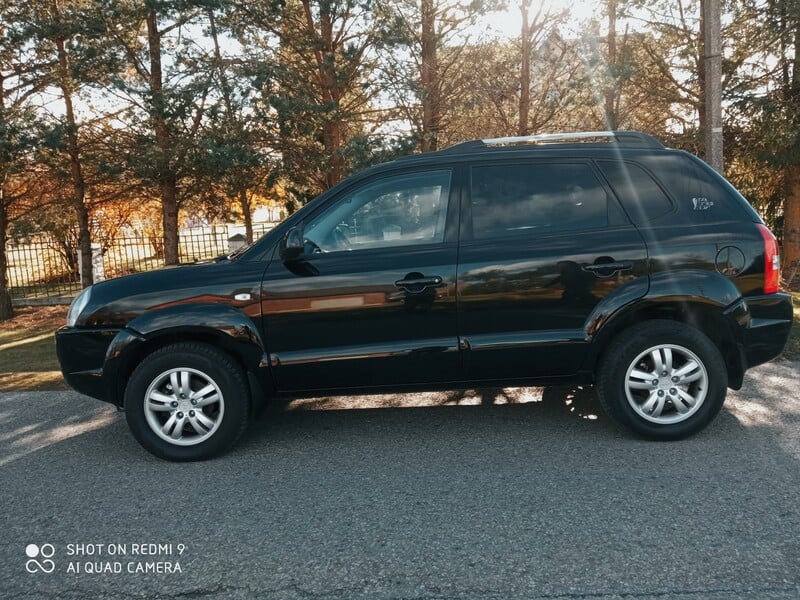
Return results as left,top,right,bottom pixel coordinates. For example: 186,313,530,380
304,170,452,253
470,162,609,239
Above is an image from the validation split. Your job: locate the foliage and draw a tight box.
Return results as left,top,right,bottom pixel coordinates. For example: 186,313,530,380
3,0,800,292
377,0,504,151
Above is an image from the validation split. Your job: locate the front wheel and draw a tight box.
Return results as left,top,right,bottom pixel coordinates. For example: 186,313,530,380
596,321,727,440
124,343,250,461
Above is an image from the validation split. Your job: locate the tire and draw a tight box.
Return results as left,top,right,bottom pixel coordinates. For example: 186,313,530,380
596,320,727,440
124,343,250,461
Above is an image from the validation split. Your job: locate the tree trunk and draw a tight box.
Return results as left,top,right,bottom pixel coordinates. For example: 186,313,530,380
147,9,179,265
53,6,92,287
420,0,440,152
323,120,344,188
317,2,344,187
239,188,253,244
298,0,345,187
161,172,179,264
782,17,800,281
0,194,12,321
74,196,92,285
518,1,531,137
0,69,13,321
210,8,259,218
784,165,800,279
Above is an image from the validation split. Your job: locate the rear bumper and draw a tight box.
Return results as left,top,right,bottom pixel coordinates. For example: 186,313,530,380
55,326,121,404
735,293,794,368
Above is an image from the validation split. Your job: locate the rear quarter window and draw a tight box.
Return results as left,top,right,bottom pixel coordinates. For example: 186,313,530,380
635,154,752,224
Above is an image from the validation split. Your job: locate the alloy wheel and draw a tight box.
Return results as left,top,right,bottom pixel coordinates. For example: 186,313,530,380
143,367,225,446
624,344,709,425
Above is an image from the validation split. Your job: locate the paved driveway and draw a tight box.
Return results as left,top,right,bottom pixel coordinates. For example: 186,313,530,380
1,361,799,599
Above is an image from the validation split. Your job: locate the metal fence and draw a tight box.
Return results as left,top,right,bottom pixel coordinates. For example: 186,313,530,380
6,223,276,302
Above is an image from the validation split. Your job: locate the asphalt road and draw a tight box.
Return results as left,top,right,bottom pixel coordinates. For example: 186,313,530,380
1,361,799,600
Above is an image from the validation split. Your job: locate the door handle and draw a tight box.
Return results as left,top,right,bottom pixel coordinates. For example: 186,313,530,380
394,275,443,294
582,261,633,276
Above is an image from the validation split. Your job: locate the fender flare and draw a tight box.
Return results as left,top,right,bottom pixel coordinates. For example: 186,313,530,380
583,270,745,377
102,304,270,405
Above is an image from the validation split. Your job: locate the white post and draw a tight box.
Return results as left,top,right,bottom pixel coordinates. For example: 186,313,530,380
91,243,105,283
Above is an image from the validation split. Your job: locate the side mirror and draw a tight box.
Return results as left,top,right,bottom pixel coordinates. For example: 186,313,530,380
280,226,304,262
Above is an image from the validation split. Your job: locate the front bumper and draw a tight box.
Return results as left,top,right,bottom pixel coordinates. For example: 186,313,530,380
55,326,121,403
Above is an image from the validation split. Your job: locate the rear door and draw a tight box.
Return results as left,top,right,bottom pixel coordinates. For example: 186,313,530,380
457,159,649,382
261,167,461,392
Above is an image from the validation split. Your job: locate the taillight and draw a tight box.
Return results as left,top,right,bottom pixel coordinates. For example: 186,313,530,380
757,224,780,294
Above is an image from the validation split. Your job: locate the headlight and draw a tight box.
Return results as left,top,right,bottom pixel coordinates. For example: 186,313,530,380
67,286,92,327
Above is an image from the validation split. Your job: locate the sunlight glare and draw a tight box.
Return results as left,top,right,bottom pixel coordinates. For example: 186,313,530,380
485,0,602,38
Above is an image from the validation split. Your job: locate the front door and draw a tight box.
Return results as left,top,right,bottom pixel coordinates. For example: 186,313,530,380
262,168,461,392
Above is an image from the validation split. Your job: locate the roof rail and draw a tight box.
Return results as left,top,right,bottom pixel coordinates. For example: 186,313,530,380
438,131,664,154
481,131,664,148
482,131,663,148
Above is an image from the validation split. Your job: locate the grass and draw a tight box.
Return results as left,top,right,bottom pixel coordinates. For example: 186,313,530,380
0,295,798,393
0,306,68,392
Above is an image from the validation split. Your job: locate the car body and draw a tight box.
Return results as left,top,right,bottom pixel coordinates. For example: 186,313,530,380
56,131,794,460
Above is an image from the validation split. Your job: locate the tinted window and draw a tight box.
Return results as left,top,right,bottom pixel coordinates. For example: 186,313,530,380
636,154,750,223
598,160,673,224
304,170,451,252
470,162,609,239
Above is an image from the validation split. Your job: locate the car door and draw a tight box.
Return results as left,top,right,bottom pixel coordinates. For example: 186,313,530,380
457,159,649,382
261,167,461,392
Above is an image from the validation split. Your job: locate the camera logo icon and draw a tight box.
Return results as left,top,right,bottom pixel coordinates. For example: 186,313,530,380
25,544,55,574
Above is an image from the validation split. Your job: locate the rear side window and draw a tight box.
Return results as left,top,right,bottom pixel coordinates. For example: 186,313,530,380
610,154,751,224
597,160,673,224
470,162,609,239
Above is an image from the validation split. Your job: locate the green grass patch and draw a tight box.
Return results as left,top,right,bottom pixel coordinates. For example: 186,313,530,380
0,333,61,372
0,332,66,392
0,306,68,392
0,333,66,392
0,327,40,346
0,372,67,392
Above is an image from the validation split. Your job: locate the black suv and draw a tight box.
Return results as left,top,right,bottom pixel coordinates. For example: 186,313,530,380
56,131,793,460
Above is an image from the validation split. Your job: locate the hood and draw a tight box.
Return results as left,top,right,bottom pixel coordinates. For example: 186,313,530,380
78,261,255,327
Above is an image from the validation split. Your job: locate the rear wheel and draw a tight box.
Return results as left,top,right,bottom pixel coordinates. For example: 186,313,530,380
124,343,250,461
596,320,727,440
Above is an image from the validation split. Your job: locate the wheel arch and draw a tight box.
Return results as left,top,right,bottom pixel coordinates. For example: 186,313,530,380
104,304,272,409
594,318,729,439
586,298,744,390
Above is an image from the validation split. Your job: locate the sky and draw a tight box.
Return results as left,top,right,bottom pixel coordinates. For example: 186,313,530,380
482,0,607,39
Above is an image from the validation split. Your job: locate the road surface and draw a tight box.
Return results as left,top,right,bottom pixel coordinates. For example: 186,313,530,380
1,361,799,599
